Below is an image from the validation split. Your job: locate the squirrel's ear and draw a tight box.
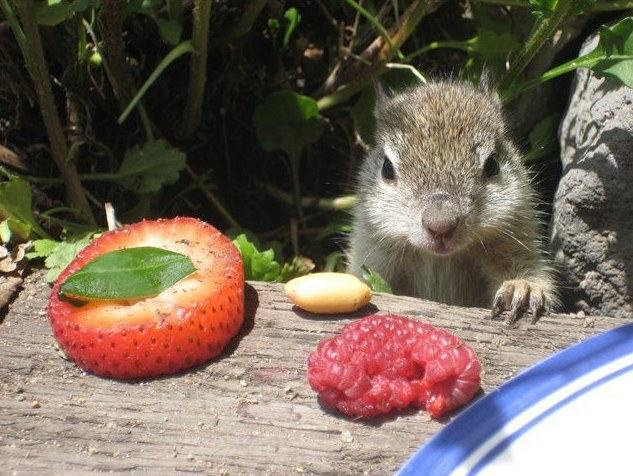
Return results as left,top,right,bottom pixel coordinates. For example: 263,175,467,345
478,68,494,92
373,79,393,107
478,67,501,104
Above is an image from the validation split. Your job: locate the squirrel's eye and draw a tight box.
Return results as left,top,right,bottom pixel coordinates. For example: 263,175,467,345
381,157,396,181
483,152,500,178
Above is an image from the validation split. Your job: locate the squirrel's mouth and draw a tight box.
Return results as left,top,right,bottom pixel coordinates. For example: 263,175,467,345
408,233,460,256
426,238,457,256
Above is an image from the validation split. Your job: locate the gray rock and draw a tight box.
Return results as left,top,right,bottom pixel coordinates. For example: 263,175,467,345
552,33,633,318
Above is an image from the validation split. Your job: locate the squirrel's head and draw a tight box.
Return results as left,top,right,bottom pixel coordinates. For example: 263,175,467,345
358,80,531,256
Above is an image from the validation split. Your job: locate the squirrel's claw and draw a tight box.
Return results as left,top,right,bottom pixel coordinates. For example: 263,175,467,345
491,279,548,324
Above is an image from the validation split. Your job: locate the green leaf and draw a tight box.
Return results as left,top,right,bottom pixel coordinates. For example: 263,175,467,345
26,238,59,260
35,0,100,26
59,247,196,301
473,3,512,35
504,17,633,103
316,216,352,241
351,86,377,146
279,256,314,282
472,30,519,62
0,220,10,243
361,265,392,293
524,114,559,164
253,90,323,162
156,18,183,45
282,7,301,47
528,0,557,14
589,17,633,88
116,139,186,194
570,0,598,14
232,234,283,282
26,233,96,282
0,178,47,240
323,251,345,272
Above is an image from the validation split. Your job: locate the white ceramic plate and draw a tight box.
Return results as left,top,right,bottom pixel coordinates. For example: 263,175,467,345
398,322,633,476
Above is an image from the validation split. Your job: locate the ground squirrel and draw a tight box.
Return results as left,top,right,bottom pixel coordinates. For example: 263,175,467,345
347,80,556,322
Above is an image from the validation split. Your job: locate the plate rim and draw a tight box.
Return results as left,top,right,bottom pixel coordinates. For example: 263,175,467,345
397,322,633,476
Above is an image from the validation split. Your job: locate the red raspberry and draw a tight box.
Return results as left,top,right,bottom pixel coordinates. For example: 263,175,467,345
307,314,481,418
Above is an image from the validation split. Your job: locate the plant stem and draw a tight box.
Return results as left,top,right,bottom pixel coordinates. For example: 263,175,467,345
498,0,573,91
403,39,474,62
40,206,82,217
10,0,95,225
185,165,240,229
345,0,404,60
501,51,633,102
475,0,633,10
261,181,357,211
0,0,27,61
290,158,303,218
317,0,434,111
179,0,212,140
119,41,194,125
98,0,154,140
167,0,183,21
592,1,633,10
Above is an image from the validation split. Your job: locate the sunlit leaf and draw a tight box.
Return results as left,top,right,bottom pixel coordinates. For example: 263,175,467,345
253,90,323,162
116,139,186,194
59,247,196,300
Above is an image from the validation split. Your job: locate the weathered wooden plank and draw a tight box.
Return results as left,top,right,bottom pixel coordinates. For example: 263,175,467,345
0,270,629,475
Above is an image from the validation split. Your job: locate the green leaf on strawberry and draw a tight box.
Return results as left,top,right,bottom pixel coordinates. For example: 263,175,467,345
59,247,196,301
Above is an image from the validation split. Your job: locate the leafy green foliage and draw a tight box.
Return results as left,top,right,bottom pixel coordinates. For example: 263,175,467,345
0,220,11,243
232,233,283,282
280,256,315,282
123,0,183,44
155,18,183,45
116,139,186,194
528,0,557,15
283,7,301,47
316,216,353,241
361,265,392,293
27,232,96,282
59,247,196,301
6,0,633,282
323,251,345,272
524,114,559,164
253,90,323,161
508,16,633,101
0,178,47,240
35,0,99,26
232,234,312,282
471,30,519,70
590,18,633,88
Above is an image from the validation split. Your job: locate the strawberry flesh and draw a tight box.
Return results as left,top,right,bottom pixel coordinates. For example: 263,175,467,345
48,217,245,380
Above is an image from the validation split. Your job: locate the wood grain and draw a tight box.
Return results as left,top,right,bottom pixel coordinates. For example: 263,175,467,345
0,271,628,475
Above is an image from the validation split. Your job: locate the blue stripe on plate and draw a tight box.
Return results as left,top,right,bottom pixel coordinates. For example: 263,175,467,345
470,362,633,475
397,322,633,476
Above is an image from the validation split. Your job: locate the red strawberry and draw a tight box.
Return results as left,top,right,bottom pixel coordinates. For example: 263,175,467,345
48,217,244,380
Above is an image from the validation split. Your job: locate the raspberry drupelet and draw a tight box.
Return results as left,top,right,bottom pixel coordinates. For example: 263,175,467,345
307,314,481,418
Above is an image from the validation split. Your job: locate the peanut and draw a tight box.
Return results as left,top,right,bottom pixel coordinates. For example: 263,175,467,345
284,272,372,314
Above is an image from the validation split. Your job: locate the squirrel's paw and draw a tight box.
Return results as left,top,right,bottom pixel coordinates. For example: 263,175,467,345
491,279,550,324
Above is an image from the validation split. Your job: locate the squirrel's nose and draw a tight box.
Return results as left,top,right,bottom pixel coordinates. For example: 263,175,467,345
423,217,459,240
